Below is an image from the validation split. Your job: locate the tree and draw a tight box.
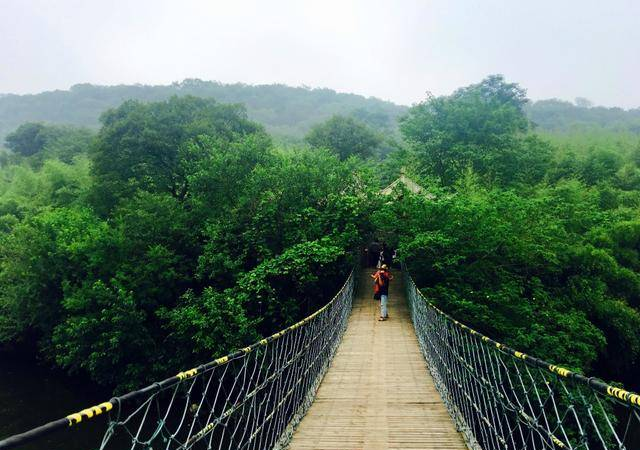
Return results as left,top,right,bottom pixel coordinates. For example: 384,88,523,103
526,99,640,133
0,116,374,390
0,158,91,219
91,96,267,213
375,182,607,371
195,147,374,288
400,75,533,186
5,123,50,156
0,207,113,348
581,147,623,185
305,115,381,160
237,238,351,333
52,280,156,389
4,123,93,164
616,163,640,190
575,97,593,108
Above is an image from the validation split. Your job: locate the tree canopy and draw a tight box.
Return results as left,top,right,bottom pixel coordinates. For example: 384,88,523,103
90,96,267,213
376,76,640,390
399,75,543,186
0,96,375,391
305,114,382,160
5,122,94,165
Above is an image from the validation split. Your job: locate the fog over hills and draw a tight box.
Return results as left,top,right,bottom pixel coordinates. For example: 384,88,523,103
1,79,639,144
0,80,406,142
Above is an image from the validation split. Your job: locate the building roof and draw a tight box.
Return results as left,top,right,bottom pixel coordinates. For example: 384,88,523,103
381,173,433,198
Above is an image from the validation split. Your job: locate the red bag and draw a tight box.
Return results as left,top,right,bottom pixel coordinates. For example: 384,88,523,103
373,272,381,299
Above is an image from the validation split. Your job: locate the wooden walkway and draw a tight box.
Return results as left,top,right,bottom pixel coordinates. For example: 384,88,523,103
287,269,467,450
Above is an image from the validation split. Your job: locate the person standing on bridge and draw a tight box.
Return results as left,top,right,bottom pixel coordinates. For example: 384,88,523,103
372,264,393,321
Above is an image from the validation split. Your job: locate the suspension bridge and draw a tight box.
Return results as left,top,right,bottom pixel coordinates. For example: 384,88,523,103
0,267,638,450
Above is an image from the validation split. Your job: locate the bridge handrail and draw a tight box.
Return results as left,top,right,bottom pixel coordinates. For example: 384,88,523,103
404,266,640,450
0,269,356,450
405,270,640,409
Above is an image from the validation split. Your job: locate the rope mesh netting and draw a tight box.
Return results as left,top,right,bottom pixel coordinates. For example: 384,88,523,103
404,269,640,450
0,271,355,450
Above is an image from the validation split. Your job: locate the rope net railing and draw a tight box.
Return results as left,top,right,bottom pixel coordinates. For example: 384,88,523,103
0,270,355,450
404,268,640,450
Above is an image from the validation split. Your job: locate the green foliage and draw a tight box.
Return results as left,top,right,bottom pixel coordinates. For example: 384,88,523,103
2,76,640,398
0,207,113,347
5,123,49,156
238,238,351,332
545,131,640,187
52,280,155,389
0,97,374,390
385,188,553,358
2,79,638,145
526,99,640,133
158,288,257,374
0,158,91,219
305,115,381,160
182,133,272,213
375,172,640,388
195,147,374,287
90,96,267,213
4,122,94,165
400,75,546,186
377,77,640,389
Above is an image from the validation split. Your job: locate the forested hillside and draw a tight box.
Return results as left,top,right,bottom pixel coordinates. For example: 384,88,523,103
3,80,640,149
0,80,405,142
1,75,640,397
526,99,640,133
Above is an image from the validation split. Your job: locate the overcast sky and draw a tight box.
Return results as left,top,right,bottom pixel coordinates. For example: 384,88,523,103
2,0,639,108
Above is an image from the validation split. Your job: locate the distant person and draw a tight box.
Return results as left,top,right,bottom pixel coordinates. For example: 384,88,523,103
368,240,381,267
379,242,387,268
361,245,369,267
372,264,393,321
381,242,394,267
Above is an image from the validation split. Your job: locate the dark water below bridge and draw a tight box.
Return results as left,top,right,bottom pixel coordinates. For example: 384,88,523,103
0,356,111,450
2,353,640,450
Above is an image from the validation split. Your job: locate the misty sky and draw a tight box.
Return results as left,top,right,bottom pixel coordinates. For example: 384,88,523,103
2,0,639,108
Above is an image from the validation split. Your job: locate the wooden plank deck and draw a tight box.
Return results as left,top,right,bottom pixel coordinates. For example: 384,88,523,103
287,269,468,450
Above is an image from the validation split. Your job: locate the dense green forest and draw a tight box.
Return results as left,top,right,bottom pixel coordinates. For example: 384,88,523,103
1,75,640,396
